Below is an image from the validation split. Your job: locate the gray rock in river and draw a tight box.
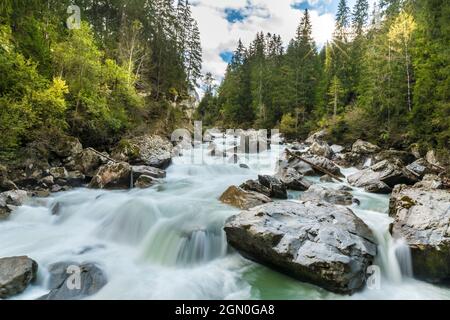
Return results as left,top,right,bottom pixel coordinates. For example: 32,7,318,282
224,201,377,294
0,190,28,220
347,159,418,193
71,148,110,178
0,256,38,298
135,175,159,189
302,154,344,177
414,174,445,190
258,175,288,199
89,162,132,190
39,262,107,300
220,186,273,210
112,135,173,169
389,185,450,283
132,165,166,180
240,179,272,197
276,167,311,191
352,140,380,155
284,151,343,177
309,141,334,159
374,150,416,166
406,158,441,179
300,185,354,206
0,165,18,192
305,129,328,145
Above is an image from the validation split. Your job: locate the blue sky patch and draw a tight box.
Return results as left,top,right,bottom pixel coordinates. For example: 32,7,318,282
291,0,339,15
220,51,234,63
224,8,248,23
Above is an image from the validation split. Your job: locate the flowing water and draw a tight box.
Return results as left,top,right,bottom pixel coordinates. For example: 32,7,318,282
1,136,450,300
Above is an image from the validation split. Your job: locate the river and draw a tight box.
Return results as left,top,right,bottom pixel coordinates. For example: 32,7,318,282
1,136,449,300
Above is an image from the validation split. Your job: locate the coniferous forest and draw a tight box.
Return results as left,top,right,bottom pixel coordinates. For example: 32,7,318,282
198,0,449,158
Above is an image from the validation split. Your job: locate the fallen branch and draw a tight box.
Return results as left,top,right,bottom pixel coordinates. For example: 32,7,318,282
286,149,343,182
86,148,119,163
405,167,421,178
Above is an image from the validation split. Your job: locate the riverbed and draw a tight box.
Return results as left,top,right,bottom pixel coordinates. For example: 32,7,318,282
1,138,449,300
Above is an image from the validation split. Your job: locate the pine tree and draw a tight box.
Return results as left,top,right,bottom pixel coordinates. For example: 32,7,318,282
352,0,370,37
186,19,202,89
295,9,317,118
335,0,351,41
327,75,345,118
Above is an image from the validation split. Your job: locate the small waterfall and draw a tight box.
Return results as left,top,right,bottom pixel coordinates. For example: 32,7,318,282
130,167,134,189
393,238,413,278
371,226,413,283
139,217,228,267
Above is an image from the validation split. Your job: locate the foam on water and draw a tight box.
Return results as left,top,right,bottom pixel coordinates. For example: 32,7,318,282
1,139,449,300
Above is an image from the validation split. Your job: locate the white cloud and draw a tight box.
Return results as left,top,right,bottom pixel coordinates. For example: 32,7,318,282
191,0,337,84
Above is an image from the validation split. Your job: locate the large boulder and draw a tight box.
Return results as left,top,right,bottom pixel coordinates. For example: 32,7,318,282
389,185,450,283
425,150,443,168
347,159,418,193
39,262,107,300
72,148,110,178
0,256,38,298
50,136,83,159
0,165,17,192
276,168,311,191
224,201,377,294
47,168,85,188
352,140,380,155
131,166,166,180
49,167,69,180
112,135,173,169
9,165,46,191
302,155,344,177
0,190,28,220
337,152,371,169
240,180,272,197
309,141,334,159
406,158,441,179
364,181,392,194
414,174,445,190
284,151,343,177
89,162,132,190
280,156,315,176
135,175,159,189
219,186,272,210
374,150,416,166
258,175,288,199
300,185,354,206
305,130,328,144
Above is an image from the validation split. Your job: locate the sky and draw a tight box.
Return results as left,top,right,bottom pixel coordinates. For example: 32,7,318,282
190,0,376,85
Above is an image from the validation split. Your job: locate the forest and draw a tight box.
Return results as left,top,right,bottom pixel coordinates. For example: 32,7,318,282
197,0,449,158
0,0,202,160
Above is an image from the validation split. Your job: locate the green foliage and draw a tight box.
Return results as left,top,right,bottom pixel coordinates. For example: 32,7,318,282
0,25,68,155
0,0,203,155
279,114,297,139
